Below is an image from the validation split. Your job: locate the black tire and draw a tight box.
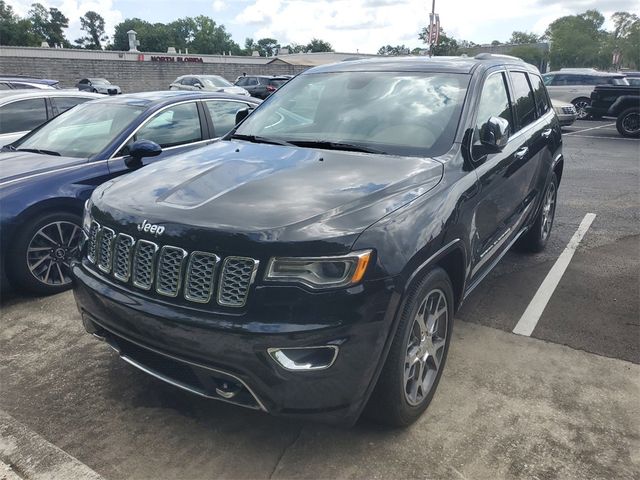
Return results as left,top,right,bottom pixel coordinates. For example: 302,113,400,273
571,97,591,120
366,267,454,427
516,173,558,253
6,211,82,295
616,108,640,138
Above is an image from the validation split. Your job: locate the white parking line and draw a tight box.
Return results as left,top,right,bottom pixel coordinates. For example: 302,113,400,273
513,213,596,337
565,134,638,141
564,123,615,135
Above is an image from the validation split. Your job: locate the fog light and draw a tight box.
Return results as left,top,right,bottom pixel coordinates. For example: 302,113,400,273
267,346,339,371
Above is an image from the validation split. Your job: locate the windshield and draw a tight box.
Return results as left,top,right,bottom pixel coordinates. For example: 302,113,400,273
92,78,110,85
233,71,470,157
202,76,233,88
13,103,145,158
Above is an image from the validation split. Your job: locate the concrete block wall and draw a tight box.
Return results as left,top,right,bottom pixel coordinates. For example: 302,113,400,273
0,56,309,92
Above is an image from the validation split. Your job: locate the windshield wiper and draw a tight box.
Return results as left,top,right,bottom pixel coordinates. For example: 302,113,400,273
287,140,387,154
16,148,61,156
229,134,295,147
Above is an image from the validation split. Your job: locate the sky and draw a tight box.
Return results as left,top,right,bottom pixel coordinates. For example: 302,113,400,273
6,0,640,54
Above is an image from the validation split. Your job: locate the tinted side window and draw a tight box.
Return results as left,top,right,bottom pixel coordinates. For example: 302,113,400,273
247,77,259,86
235,77,247,86
206,101,251,137
0,98,48,134
551,74,572,86
135,102,202,148
510,72,537,130
529,74,550,117
542,74,553,86
475,72,513,135
52,97,91,114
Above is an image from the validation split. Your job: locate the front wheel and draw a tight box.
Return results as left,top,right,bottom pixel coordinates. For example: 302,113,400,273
616,108,640,138
572,97,591,120
7,211,83,295
516,173,558,253
366,268,454,427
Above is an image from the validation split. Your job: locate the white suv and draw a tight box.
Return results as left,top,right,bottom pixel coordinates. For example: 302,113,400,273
542,69,628,119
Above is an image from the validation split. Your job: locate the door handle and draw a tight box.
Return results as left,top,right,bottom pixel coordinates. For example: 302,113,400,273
541,128,553,139
514,147,529,160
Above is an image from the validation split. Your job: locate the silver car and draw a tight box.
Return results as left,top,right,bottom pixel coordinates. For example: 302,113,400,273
170,75,250,96
551,99,578,127
0,90,102,146
542,69,628,119
76,78,122,95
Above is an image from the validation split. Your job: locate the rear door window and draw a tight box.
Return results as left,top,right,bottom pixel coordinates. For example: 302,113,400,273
509,71,538,131
135,102,203,148
205,100,252,137
528,74,550,117
52,96,92,115
0,98,48,134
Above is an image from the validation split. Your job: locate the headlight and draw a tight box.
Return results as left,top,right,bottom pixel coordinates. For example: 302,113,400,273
264,250,372,289
82,199,92,233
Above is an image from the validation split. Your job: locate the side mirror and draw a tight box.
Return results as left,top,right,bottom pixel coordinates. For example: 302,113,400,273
479,116,510,152
235,108,253,125
125,139,162,170
194,83,203,89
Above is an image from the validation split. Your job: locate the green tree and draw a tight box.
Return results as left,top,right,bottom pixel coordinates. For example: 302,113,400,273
256,37,279,56
305,38,333,53
545,9,609,69
491,40,502,46
609,12,640,68
75,11,108,49
188,16,240,54
0,1,38,46
508,45,546,69
29,3,70,47
509,31,540,44
109,18,171,52
378,44,409,55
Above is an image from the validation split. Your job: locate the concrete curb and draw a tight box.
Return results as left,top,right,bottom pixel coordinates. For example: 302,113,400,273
0,410,104,480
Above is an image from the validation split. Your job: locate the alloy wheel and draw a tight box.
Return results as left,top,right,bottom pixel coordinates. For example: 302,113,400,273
541,182,557,242
403,288,449,406
573,100,590,119
26,220,82,286
621,112,639,135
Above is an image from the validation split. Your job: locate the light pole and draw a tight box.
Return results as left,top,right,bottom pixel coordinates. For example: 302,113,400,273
429,0,436,57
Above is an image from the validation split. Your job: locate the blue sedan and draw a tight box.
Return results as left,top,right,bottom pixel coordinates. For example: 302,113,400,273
0,91,260,295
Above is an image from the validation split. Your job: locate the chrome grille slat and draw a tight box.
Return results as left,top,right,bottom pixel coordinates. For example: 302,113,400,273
87,221,100,263
217,257,259,307
133,240,158,290
97,228,115,273
156,246,188,297
113,234,135,282
184,252,219,303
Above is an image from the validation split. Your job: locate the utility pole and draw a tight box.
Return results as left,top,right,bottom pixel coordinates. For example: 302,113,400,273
428,0,437,57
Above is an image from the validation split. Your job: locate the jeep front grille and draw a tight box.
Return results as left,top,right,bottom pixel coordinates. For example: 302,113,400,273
85,224,257,307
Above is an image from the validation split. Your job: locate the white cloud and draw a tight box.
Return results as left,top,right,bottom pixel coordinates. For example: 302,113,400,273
233,0,640,53
212,0,227,12
6,0,123,46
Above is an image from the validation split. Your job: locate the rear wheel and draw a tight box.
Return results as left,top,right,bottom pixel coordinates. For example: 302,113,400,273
516,173,558,253
572,97,591,119
366,268,454,427
7,211,82,295
616,108,640,138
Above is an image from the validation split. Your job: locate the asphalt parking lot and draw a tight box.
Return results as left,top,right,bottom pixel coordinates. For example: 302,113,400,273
1,119,638,479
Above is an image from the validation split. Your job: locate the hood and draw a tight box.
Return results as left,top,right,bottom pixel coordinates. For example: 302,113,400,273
93,140,442,247
221,86,249,95
0,151,86,184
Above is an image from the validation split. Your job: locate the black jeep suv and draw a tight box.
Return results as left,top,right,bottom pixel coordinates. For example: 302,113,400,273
72,54,563,427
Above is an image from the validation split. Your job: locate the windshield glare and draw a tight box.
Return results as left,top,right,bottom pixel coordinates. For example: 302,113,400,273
202,76,232,88
235,71,470,156
14,103,145,158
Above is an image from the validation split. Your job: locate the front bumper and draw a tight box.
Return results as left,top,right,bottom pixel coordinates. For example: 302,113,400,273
72,262,399,425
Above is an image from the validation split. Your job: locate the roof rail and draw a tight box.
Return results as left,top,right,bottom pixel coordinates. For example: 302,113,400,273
474,53,523,61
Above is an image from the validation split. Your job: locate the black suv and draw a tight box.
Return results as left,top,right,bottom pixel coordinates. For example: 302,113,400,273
72,54,563,427
234,75,291,98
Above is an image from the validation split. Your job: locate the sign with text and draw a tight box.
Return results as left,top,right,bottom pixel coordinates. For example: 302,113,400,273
145,55,204,63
